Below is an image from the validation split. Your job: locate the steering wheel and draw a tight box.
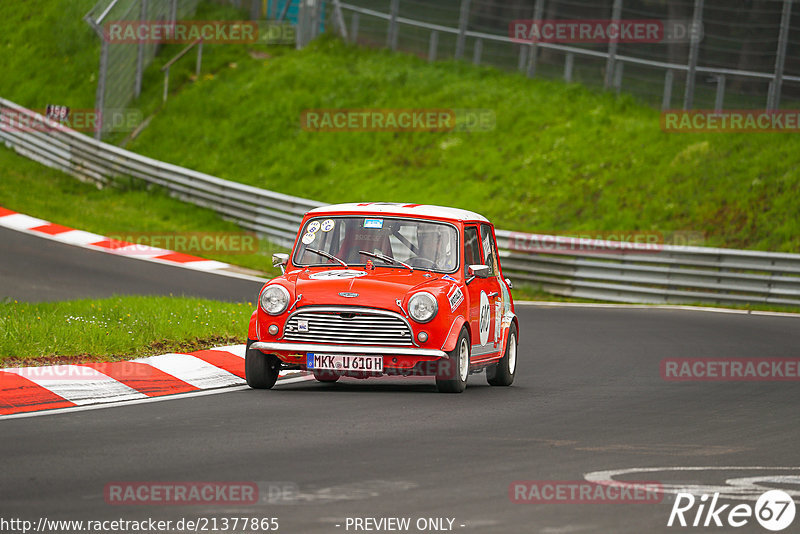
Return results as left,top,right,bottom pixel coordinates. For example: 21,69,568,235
407,256,437,269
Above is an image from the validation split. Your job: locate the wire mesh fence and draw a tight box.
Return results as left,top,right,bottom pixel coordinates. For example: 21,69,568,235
84,0,202,139
336,0,800,112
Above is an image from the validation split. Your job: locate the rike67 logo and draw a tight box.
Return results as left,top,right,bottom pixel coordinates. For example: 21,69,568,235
668,490,795,531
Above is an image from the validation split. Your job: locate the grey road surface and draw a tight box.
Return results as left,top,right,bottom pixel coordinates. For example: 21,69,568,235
2,305,799,534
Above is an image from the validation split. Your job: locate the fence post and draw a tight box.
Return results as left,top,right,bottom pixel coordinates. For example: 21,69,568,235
526,0,545,78
455,0,471,60
387,0,399,50
518,45,528,72
428,31,439,62
95,39,109,140
662,69,674,111
351,12,359,43
135,0,147,98
768,0,792,110
683,0,704,110
170,0,178,23
714,75,725,112
604,0,622,90
473,38,483,65
196,41,203,77
614,61,624,95
564,53,574,83
331,0,349,41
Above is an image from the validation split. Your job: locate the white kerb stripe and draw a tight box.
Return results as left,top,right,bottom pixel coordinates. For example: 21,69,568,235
209,345,246,358
3,366,147,405
0,213,49,230
156,260,229,271
133,353,243,389
105,244,171,258
52,230,107,246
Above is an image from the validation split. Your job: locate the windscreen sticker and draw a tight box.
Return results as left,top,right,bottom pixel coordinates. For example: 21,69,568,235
321,219,335,232
301,232,316,245
363,218,384,229
482,233,492,263
306,221,321,233
448,285,464,312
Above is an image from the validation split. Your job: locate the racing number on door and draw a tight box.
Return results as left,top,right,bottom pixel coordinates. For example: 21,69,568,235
479,291,491,346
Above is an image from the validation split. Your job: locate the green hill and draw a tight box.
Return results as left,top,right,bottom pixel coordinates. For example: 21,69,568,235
127,36,800,252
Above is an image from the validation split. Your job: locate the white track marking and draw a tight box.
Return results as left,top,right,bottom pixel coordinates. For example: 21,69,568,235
516,301,800,318
1,374,313,421
3,366,147,405
585,466,800,502
0,374,315,421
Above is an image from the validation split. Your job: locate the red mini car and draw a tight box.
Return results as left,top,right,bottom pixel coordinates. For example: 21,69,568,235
245,202,518,393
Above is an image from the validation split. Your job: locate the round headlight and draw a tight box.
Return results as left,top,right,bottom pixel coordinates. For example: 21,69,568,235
408,292,438,323
260,285,290,315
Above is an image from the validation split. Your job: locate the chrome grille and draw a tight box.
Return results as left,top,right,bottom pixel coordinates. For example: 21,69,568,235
282,308,414,346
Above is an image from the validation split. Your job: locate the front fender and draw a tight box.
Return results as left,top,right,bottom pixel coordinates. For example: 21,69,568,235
248,310,258,340
441,315,467,353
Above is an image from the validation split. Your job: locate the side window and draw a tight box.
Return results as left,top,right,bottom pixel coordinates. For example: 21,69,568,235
480,224,498,276
464,226,481,277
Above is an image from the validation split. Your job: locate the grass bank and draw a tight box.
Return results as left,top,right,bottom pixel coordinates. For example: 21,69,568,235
0,295,252,364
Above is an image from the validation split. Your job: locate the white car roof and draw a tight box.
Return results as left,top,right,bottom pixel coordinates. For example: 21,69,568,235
306,203,489,223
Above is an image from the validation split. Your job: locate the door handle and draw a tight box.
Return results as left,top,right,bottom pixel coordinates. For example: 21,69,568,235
488,292,499,298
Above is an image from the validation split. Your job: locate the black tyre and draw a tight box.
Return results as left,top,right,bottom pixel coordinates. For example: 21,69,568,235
245,338,280,389
312,370,341,383
487,323,517,386
435,327,470,393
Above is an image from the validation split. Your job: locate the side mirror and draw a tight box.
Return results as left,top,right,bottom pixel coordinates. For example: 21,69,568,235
272,253,289,274
466,264,490,284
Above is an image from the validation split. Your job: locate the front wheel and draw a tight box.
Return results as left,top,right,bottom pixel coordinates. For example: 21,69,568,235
435,327,470,393
487,323,517,386
245,339,280,389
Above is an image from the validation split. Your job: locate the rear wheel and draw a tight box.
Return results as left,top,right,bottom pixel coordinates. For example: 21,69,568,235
245,339,280,389
313,370,341,383
487,324,517,386
435,327,469,393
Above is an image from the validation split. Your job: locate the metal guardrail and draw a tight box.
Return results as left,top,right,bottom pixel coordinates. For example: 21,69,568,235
2,97,800,306
0,97,321,248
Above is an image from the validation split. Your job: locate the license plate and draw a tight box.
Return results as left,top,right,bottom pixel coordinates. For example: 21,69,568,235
306,353,383,372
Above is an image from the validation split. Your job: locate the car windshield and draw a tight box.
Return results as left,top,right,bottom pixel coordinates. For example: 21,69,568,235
293,216,459,273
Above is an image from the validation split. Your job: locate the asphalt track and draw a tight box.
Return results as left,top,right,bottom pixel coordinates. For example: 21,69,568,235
0,227,263,302
2,227,800,533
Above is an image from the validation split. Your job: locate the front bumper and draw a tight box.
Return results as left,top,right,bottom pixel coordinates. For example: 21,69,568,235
250,341,447,359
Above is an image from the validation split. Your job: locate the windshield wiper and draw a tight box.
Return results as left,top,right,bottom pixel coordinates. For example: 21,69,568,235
306,248,348,268
359,250,413,272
